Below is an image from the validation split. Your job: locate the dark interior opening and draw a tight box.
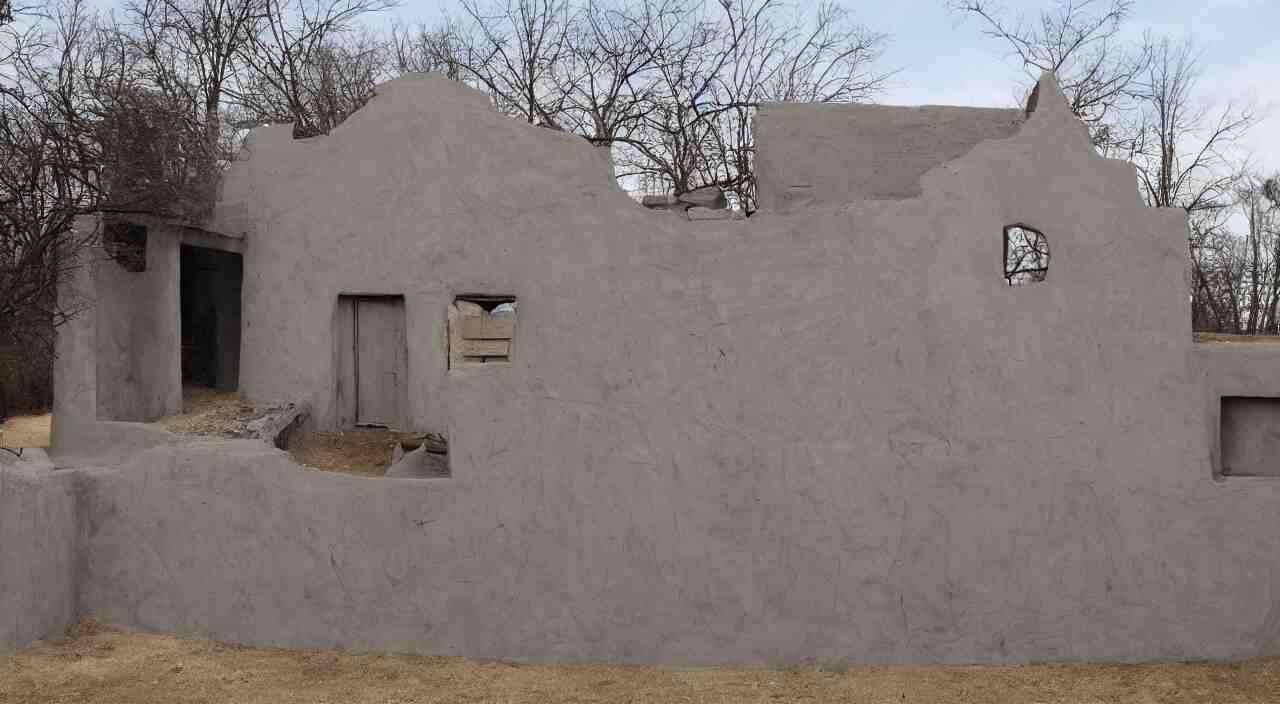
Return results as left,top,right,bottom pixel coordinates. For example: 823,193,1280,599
180,245,243,391
104,221,148,272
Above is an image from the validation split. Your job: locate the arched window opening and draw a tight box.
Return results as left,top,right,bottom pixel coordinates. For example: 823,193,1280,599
1004,224,1049,286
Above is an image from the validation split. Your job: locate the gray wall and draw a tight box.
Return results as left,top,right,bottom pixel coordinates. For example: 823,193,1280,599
95,228,181,421
0,456,77,655
755,103,1023,211
46,72,1280,665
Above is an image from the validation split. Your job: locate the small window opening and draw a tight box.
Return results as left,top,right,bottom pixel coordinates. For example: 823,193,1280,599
1004,224,1049,286
449,295,516,367
1219,397,1280,478
104,221,148,272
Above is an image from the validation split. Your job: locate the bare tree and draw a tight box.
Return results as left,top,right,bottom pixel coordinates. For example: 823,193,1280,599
951,1,1266,336
949,0,1149,152
0,0,239,416
1129,38,1252,213
419,0,887,210
0,0,113,418
127,0,264,141
1186,174,1280,335
1125,39,1254,334
391,19,467,80
237,0,397,137
1237,176,1280,333
612,0,888,210
1189,210,1238,332
455,0,575,127
552,0,689,147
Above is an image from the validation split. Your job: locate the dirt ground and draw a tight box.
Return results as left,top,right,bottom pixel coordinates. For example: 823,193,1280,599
1194,332,1280,343
151,386,410,477
286,428,420,477
152,385,248,435
0,412,51,448
0,620,1277,704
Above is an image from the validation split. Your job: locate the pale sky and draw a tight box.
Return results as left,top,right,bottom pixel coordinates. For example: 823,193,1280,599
389,0,1280,175
874,0,1279,174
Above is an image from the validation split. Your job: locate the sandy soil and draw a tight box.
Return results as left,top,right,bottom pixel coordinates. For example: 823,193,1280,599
0,412,51,448
0,620,1277,704
1195,333,1280,343
287,428,420,477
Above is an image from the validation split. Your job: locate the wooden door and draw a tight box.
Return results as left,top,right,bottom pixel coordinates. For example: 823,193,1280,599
351,297,406,428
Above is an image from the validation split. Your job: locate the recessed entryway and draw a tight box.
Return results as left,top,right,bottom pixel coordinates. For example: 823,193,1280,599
180,245,242,391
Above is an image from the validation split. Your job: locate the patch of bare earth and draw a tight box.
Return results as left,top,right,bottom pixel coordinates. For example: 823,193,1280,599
153,386,414,477
286,429,418,477
1,620,1277,704
0,412,51,448
153,386,250,436
1195,333,1280,343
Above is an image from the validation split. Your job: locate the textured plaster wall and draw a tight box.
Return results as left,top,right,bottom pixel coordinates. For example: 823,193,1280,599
52,219,186,464
754,103,1023,211
94,228,181,422
0,456,77,655
46,72,1280,665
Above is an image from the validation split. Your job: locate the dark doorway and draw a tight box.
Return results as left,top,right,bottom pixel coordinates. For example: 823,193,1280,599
180,245,243,391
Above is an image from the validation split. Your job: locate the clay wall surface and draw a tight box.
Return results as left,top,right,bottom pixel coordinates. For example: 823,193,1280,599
94,227,181,422
0,454,77,655
755,102,1024,211
40,73,1280,665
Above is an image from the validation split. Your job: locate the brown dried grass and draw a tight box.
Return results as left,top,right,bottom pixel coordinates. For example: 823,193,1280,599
1195,333,1280,344
286,428,419,477
153,386,250,436
1,619,1278,703
152,387,418,477
0,412,51,448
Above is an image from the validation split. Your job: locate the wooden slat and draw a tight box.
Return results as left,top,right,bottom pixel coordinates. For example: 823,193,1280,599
461,313,515,340
484,314,515,339
460,317,487,339
457,339,510,357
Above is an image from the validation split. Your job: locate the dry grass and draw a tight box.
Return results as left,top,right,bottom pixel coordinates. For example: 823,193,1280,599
1195,333,1280,344
153,386,412,477
286,428,418,477
140,386,425,477
153,386,250,436
1,619,1278,703
0,412,51,448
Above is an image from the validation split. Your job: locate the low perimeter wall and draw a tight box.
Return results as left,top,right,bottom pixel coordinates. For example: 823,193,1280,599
6,428,1280,666
0,453,77,655
60,430,1280,667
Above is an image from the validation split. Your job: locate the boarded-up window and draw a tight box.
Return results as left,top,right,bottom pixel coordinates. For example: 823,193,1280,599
449,295,516,366
104,222,148,272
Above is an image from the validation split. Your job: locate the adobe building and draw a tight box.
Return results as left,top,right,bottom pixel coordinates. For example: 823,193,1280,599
4,72,1280,666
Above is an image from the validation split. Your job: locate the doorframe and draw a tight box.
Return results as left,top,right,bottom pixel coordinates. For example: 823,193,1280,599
334,293,408,430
